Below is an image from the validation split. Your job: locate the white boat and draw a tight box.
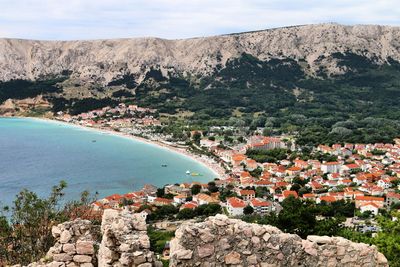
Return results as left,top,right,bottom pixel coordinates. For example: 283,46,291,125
186,170,190,175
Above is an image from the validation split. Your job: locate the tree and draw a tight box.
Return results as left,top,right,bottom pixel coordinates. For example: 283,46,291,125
156,188,165,197
207,182,219,193
177,208,196,220
372,213,400,267
0,181,95,265
191,184,202,195
243,205,254,215
192,132,202,144
278,196,316,238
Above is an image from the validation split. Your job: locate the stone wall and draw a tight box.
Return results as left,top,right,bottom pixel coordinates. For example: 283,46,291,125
169,214,388,267
22,211,389,267
28,219,98,267
97,209,162,267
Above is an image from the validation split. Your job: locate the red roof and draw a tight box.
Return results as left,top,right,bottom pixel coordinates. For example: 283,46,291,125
105,194,123,201
181,201,198,209
319,196,337,203
387,192,400,199
250,198,270,207
360,202,379,208
154,197,173,204
345,163,360,169
355,196,384,202
283,190,298,198
323,162,340,165
227,197,246,208
287,166,302,171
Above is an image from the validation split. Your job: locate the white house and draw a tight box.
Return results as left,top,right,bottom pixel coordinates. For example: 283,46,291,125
226,197,246,216
360,202,379,216
321,162,341,174
250,198,271,214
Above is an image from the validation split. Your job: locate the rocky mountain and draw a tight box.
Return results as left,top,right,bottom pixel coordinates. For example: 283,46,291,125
1,23,400,145
1,23,400,84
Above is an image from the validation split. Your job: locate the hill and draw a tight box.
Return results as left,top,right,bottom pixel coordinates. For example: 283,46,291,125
1,23,400,144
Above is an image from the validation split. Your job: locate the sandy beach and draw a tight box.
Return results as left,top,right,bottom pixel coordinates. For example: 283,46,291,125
26,116,227,180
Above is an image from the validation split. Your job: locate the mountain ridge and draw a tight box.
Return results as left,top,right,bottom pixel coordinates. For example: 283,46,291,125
1,23,400,84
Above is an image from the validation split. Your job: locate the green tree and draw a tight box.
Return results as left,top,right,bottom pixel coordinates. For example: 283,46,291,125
0,181,95,265
177,208,196,220
191,184,202,195
243,205,254,215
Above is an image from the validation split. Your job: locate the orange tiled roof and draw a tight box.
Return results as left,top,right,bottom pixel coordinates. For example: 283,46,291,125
227,197,246,208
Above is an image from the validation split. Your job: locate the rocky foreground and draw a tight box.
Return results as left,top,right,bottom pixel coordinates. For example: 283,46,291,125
20,210,388,267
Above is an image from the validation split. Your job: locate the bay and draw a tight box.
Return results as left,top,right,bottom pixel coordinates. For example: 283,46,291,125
0,118,216,207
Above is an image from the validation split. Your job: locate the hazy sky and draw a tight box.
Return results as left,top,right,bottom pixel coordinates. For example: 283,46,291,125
0,0,399,40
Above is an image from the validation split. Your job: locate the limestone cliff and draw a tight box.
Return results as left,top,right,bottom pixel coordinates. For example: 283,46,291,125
1,24,400,84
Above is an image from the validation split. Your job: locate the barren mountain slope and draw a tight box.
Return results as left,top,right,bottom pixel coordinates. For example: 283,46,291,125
1,23,400,83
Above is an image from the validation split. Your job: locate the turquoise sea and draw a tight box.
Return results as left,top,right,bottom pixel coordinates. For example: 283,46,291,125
0,118,216,207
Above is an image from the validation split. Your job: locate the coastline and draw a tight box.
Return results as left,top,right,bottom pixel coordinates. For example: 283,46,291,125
10,116,226,180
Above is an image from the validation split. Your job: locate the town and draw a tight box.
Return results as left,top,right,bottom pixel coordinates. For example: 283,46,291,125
55,104,400,228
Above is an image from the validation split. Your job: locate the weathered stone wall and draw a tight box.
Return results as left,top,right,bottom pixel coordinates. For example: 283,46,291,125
169,214,388,267
97,209,162,267
21,211,389,267
27,219,98,267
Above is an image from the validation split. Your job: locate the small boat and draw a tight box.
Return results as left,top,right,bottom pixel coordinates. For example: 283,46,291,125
191,172,202,177
92,140,97,143
186,170,191,175
161,164,168,167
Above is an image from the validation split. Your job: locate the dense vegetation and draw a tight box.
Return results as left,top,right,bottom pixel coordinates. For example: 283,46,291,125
242,196,400,267
52,97,119,115
0,182,97,265
1,52,400,144
0,78,65,103
134,53,400,145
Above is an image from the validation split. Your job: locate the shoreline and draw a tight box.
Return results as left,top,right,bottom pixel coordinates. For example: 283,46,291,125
4,116,226,180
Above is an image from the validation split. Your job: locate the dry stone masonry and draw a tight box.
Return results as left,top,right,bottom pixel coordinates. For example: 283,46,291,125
169,214,388,267
21,211,389,267
27,219,98,267
97,209,162,267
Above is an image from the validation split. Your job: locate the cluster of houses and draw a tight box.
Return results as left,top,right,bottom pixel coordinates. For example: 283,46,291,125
57,103,161,130
59,103,400,220
90,136,400,219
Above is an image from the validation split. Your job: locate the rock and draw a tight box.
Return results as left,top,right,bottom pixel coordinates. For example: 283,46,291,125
224,251,241,265
262,233,271,242
1,24,400,85
72,255,92,263
59,230,72,244
175,249,193,260
198,244,214,258
251,236,260,245
76,241,94,255
62,243,76,255
219,238,231,250
199,228,214,243
169,215,389,267
307,235,332,244
79,264,94,267
98,209,159,266
52,226,62,238
52,253,72,262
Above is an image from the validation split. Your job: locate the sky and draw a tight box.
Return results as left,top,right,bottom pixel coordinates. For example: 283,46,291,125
0,0,399,40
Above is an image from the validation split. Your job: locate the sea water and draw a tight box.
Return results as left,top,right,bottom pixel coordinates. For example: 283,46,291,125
0,118,216,207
